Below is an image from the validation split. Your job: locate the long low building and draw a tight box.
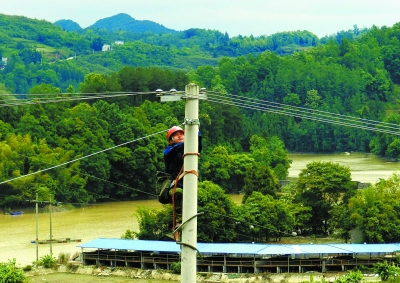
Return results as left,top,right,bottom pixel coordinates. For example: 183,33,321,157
78,238,400,274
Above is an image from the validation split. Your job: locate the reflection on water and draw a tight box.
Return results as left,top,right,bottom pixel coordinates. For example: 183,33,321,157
1,153,399,266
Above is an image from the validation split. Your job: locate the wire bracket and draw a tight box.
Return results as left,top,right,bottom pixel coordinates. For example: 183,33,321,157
183,118,200,125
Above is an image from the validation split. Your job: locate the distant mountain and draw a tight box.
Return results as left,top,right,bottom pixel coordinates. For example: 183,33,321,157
54,19,82,31
88,13,176,34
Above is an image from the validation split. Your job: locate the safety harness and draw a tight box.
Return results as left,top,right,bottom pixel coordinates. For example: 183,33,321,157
171,152,200,241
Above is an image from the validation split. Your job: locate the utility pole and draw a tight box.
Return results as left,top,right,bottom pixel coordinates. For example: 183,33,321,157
157,83,205,283
30,194,59,261
35,193,39,261
181,83,200,283
49,196,53,255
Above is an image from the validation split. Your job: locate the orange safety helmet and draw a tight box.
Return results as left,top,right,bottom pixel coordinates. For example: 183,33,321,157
167,126,184,142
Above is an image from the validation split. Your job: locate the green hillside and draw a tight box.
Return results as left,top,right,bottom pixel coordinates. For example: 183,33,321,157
1,14,400,244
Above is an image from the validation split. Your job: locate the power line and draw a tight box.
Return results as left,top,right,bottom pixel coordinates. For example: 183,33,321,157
206,91,400,136
1,89,398,199
1,89,397,191
0,90,183,107
207,91,396,130
0,130,167,186
0,92,150,107
2,89,398,136
9,150,160,199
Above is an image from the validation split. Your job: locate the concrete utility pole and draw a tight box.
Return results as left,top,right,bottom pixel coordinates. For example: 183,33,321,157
158,83,205,283
49,196,53,255
35,193,39,261
30,194,58,260
181,83,200,283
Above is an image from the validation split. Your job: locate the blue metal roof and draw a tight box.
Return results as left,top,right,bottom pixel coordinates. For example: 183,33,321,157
78,238,400,256
78,238,181,253
332,243,400,254
285,244,350,255
198,243,269,255
256,244,297,255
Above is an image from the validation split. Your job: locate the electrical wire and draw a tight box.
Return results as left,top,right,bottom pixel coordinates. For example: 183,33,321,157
1,89,397,195
207,90,400,132
6,149,160,199
0,130,167,186
0,92,146,107
1,88,398,192
0,90,183,107
206,91,400,136
3,89,399,136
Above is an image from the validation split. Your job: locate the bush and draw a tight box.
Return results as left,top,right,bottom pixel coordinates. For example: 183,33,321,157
334,270,363,283
57,252,70,264
374,261,400,281
35,254,57,269
170,261,181,274
0,259,26,283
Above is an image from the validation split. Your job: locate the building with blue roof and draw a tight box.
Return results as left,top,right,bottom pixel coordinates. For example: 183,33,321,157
77,238,400,274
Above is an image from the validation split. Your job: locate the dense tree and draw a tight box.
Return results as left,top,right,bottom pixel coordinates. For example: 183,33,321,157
90,37,104,52
124,206,172,240
369,113,400,158
296,161,355,235
249,134,291,179
347,174,400,243
79,73,111,93
329,203,355,243
123,181,239,242
279,182,312,236
239,192,294,242
197,181,238,242
128,181,294,243
242,164,278,202
201,146,233,191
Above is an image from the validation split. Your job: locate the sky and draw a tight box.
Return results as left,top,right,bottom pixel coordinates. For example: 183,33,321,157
1,0,400,38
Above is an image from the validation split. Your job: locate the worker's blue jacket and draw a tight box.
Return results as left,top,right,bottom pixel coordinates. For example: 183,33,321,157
163,132,202,187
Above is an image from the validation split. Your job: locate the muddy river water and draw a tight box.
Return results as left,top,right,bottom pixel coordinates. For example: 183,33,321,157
1,152,399,267
288,152,400,183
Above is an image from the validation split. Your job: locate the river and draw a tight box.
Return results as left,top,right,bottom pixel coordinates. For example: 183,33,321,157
288,152,400,183
1,153,400,267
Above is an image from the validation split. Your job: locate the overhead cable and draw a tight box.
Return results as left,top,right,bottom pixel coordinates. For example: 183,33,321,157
0,130,167,185
206,91,400,136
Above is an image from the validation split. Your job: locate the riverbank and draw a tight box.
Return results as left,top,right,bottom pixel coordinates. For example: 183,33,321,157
25,264,381,283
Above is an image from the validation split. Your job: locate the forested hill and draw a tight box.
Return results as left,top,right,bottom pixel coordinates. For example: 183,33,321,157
55,13,176,33
1,13,400,206
0,13,319,71
88,13,176,34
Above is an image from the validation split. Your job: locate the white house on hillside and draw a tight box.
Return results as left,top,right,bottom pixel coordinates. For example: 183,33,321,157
102,44,111,52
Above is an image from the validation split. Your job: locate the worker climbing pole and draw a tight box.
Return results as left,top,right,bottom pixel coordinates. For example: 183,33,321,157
157,83,205,283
